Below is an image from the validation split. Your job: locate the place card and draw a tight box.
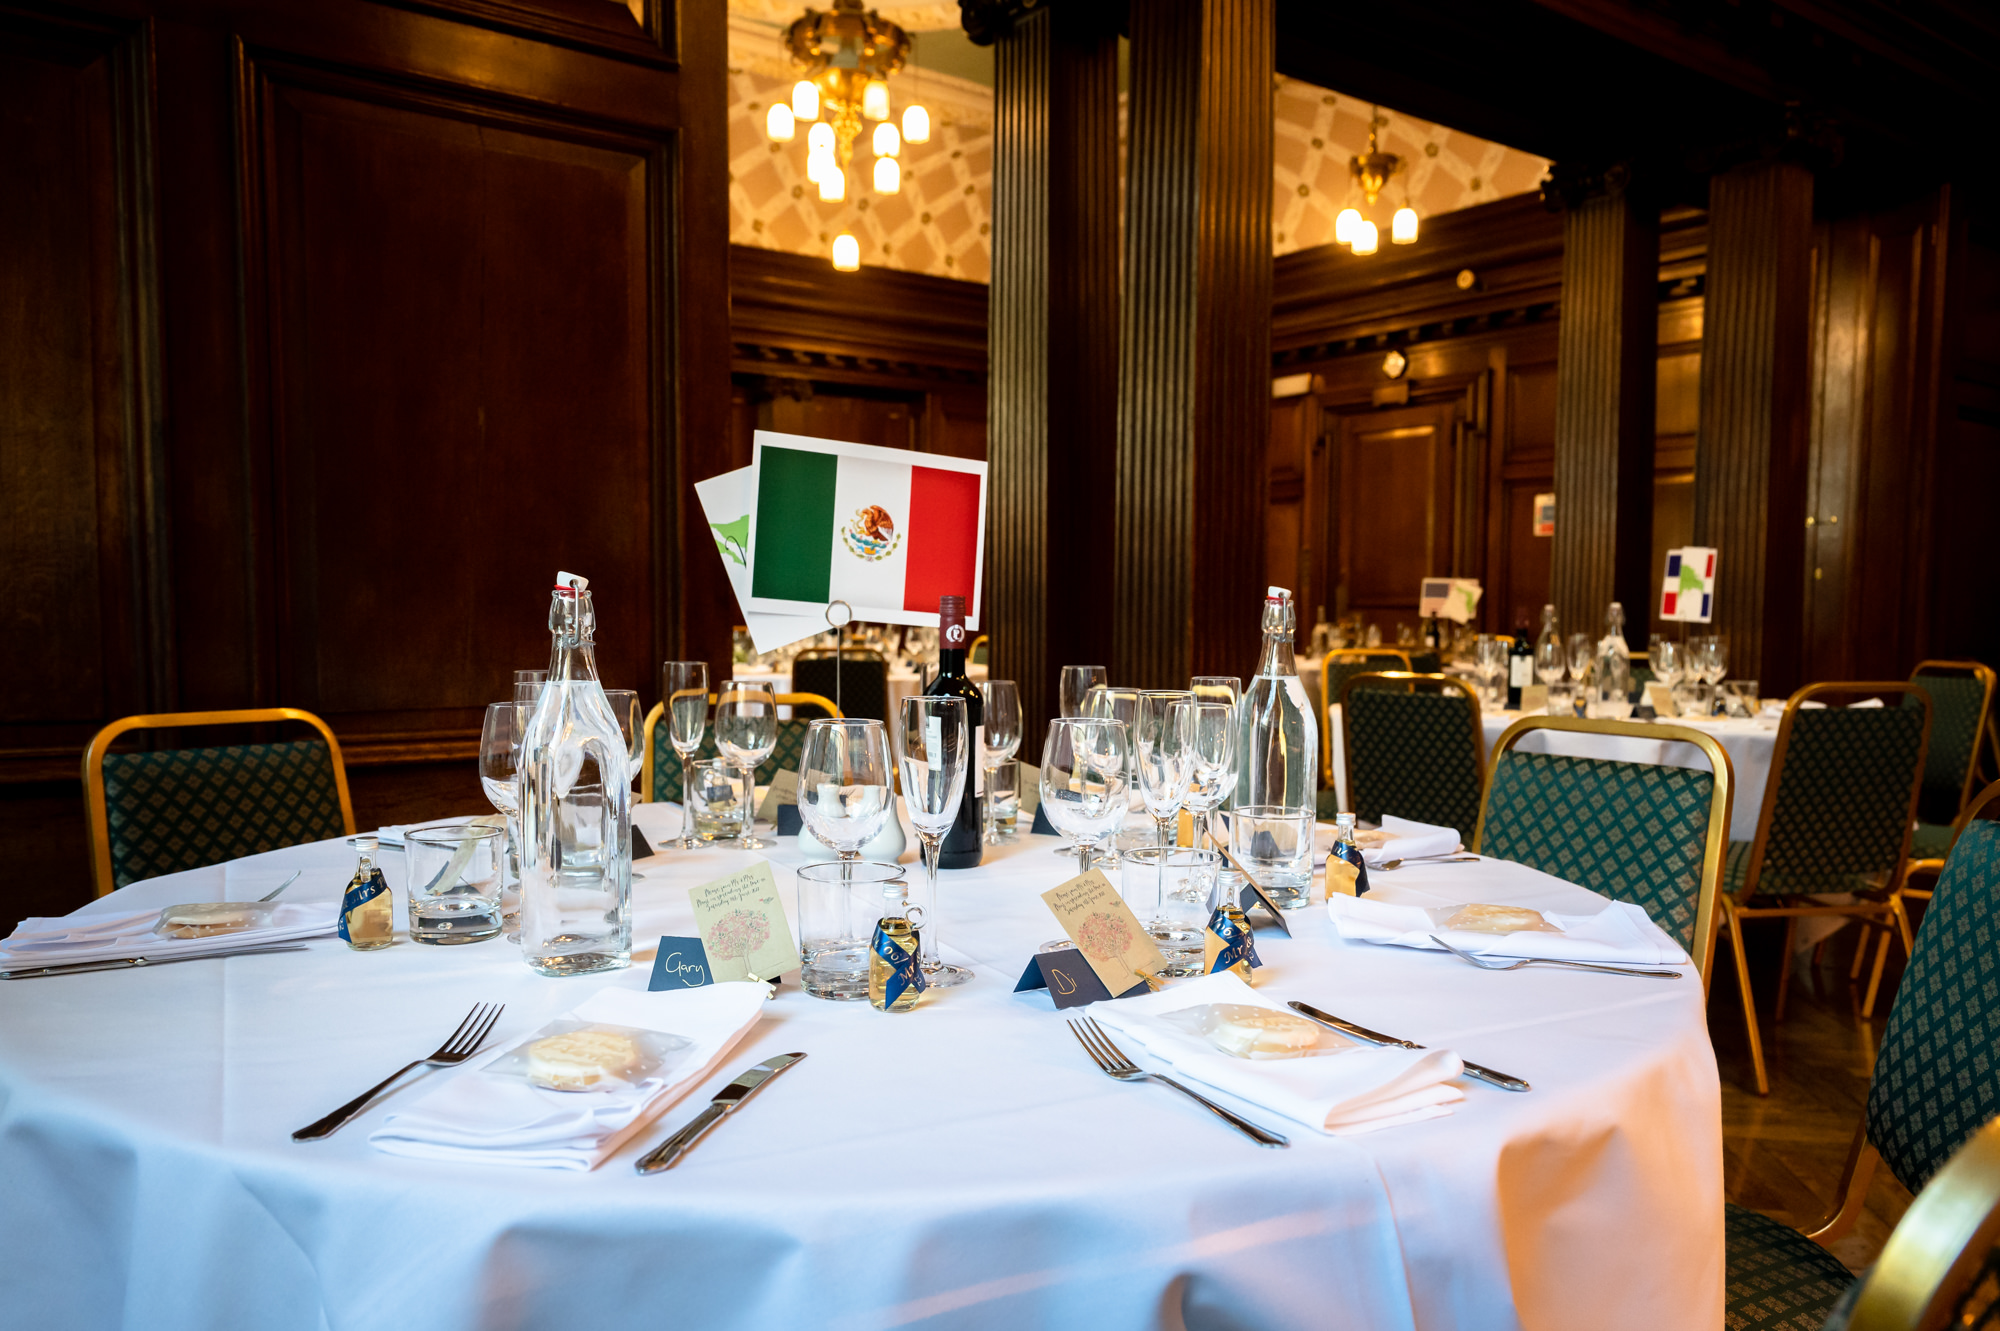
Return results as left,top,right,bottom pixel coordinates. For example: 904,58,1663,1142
1646,683,1678,717
632,826,657,859
1039,868,1167,996
1013,948,1150,1009
1029,803,1057,837
756,768,799,823
776,803,805,837
1237,879,1294,937
1519,684,1548,715
647,936,713,990
1015,760,1041,816
689,862,797,983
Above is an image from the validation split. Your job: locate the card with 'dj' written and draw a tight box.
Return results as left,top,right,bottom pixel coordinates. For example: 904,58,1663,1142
689,861,797,983
1039,869,1166,996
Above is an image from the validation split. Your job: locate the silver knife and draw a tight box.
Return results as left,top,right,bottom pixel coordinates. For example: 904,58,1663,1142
635,1052,807,1173
0,944,310,980
1288,1000,1531,1093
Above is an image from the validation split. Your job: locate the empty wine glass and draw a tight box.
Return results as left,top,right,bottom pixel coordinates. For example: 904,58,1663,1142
1535,635,1565,687
480,702,524,937
602,689,644,851
662,661,709,849
1190,676,1243,711
716,679,778,849
1566,632,1593,685
1135,691,1195,847
1653,639,1684,691
1181,701,1238,857
1059,665,1108,718
897,696,972,987
980,680,1022,845
798,718,895,861
1704,636,1728,686
1040,718,1130,874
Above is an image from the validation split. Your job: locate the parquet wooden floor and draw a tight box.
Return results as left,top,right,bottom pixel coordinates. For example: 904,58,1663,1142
1711,917,1918,1274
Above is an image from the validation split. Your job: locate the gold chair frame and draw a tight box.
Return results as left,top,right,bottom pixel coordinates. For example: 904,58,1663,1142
83,708,357,899
1338,671,1485,820
1474,714,1733,986
639,692,840,803
1319,647,1416,787
1843,1114,2000,1329
1720,682,1930,1095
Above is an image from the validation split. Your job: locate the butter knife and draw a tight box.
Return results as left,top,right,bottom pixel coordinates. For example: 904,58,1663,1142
0,944,310,980
635,1052,806,1173
1287,1000,1531,1093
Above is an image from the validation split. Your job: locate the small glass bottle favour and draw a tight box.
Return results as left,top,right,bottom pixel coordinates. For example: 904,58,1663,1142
870,916,924,1011
1327,812,1371,898
1204,903,1257,982
340,835,394,950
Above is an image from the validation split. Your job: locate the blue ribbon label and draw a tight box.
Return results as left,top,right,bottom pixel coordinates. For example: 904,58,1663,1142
648,937,714,991
337,871,388,943
1205,907,1262,973
1330,840,1371,897
873,926,926,1007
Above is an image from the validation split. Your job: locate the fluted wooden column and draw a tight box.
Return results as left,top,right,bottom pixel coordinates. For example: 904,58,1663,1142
1549,174,1658,639
1114,0,1273,687
983,4,1120,743
1693,160,1813,692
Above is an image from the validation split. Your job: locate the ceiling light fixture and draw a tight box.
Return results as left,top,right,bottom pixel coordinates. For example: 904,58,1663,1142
1343,107,1419,256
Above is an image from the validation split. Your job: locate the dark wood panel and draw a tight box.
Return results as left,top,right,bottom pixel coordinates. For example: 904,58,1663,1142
1331,402,1458,630
730,243,988,375
371,0,675,67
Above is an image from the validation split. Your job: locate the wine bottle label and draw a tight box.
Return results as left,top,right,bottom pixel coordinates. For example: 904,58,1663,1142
972,723,983,796
1510,656,1534,687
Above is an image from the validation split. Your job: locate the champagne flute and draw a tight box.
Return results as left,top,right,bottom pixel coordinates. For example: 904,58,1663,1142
897,696,972,987
479,702,524,938
1135,691,1195,848
797,718,895,862
1059,665,1107,718
716,679,778,849
1181,701,1238,859
662,661,709,849
980,680,1022,845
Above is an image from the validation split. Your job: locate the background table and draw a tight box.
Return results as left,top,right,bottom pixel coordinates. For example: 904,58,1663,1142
733,662,984,719
0,810,1721,1331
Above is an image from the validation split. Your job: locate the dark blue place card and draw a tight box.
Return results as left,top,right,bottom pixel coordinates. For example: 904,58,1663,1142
1013,948,1151,1009
1237,879,1293,937
632,826,656,859
1030,804,1057,837
776,804,805,838
648,937,713,990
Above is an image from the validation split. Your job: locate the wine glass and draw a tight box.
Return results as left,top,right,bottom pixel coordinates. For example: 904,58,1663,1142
1704,636,1728,686
1181,701,1238,857
1190,676,1242,711
797,718,895,861
1534,634,1565,686
1566,633,1593,686
603,690,643,845
1653,640,1683,691
1473,635,1506,710
980,680,1022,845
1059,665,1107,718
716,679,778,849
1039,719,1130,874
479,702,524,938
1135,691,1195,847
662,661,709,849
897,696,972,987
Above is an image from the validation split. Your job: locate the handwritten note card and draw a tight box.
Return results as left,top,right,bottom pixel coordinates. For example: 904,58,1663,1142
648,936,713,990
689,861,797,983
1039,869,1166,995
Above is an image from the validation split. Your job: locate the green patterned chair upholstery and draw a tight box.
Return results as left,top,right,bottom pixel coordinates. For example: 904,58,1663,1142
1319,651,1411,787
1341,673,1483,836
644,694,837,805
1722,818,2000,1331
1720,685,1930,1092
1902,663,1995,869
1473,717,1730,973
791,651,891,724
84,709,355,896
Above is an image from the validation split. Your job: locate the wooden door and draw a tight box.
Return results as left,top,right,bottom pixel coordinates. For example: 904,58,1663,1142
1330,401,1460,631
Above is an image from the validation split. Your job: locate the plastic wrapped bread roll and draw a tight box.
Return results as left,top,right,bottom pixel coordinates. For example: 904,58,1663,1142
1441,903,1560,935
524,1028,645,1091
1164,1003,1342,1059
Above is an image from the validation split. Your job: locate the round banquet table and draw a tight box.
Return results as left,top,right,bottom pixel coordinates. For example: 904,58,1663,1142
0,804,1722,1331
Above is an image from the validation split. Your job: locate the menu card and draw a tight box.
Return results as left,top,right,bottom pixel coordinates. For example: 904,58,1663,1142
689,862,797,983
1039,869,1166,996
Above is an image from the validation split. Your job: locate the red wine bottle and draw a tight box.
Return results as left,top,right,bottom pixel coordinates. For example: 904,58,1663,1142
926,595,985,869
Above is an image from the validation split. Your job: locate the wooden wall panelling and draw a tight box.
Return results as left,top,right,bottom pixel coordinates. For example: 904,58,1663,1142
1266,391,1314,616
1329,401,1459,632
1928,195,2000,669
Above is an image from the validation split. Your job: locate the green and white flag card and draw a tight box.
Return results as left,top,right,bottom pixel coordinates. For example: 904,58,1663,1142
693,467,827,653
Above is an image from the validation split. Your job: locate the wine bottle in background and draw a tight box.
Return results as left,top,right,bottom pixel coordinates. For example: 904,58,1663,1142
926,594,985,869
1507,620,1534,710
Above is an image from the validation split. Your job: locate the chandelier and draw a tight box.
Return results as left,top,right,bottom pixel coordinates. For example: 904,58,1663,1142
1335,108,1419,256
762,0,931,270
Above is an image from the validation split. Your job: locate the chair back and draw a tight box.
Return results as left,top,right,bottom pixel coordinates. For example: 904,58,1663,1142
1340,672,1483,835
1320,650,1414,782
83,709,356,896
791,653,892,724
1474,716,1733,980
1907,661,1996,827
969,634,989,667
1735,683,1929,899
1866,813,2000,1194
1837,1116,2000,1331
642,693,840,804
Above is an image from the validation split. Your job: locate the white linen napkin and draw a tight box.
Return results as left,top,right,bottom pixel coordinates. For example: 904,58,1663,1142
1086,973,1465,1135
0,903,335,968
1326,894,1690,967
368,983,770,1171
1356,814,1462,868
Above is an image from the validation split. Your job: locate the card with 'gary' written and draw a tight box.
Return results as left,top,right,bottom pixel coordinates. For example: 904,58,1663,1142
1040,869,1166,996
689,861,797,983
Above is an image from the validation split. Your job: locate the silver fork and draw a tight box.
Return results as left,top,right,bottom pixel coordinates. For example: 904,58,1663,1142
1068,1017,1288,1147
293,1002,505,1140
1427,934,1681,979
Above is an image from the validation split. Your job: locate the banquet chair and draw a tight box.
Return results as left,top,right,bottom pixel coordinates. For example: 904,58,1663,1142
1319,649,1413,787
1894,660,1996,886
1719,683,1929,1093
1340,672,1484,837
641,692,840,804
969,634,989,667
1473,716,1732,983
1720,818,2000,1330
791,648,891,723
83,708,356,896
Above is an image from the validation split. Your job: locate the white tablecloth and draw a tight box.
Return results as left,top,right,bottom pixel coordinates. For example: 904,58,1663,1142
0,810,1721,1330
1326,705,1775,840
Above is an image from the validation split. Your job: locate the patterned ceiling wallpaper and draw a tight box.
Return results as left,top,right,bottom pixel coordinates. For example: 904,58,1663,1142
725,17,1549,281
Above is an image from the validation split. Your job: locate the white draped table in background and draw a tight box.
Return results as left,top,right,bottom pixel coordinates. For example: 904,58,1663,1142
0,805,1721,1331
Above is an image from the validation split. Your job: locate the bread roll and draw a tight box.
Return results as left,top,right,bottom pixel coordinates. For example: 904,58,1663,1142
1443,903,1553,935
1196,1004,1324,1059
524,1028,644,1091
154,904,261,938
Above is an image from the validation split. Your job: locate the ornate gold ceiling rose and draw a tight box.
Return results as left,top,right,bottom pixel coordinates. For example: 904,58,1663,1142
786,0,910,170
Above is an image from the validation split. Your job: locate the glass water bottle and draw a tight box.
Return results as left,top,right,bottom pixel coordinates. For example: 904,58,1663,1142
1239,587,1319,810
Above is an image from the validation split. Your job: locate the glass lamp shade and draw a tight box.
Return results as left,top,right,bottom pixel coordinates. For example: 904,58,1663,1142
791,80,820,121
806,147,834,184
901,103,930,143
807,121,835,154
1392,207,1418,244
862,78,890,121
818,167,846,202
831,233,860,271
1351,219,1379,255
1334,208,1360,244
873,156,900,194
765,102,795,142
872,121,900,157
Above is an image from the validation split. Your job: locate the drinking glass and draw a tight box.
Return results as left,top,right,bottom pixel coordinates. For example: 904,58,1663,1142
798,718,895,861
686,758,749,842
716,679,778,849
1082,686,1143,858
1190,675,1242,710
1705,636,1729,687
479,702,524,938
1230,805,1315,909
1059,665,1108,718
603,689,644,829
662,661,710,849
1566,633,1593,684
1119,846,1217,978
897,696,972,987
1534,636,1565,687
513,669,547,716
1652,640,1684,691
980,680,1022,844
1039,718,1130,874
1473,635,1506,710
796,860,906,1001
405,823,506,944
986,760,1021,838
1725,680,1759,719
1546,681,1579,716
1182,701,1238,857
1135,691,1195,848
